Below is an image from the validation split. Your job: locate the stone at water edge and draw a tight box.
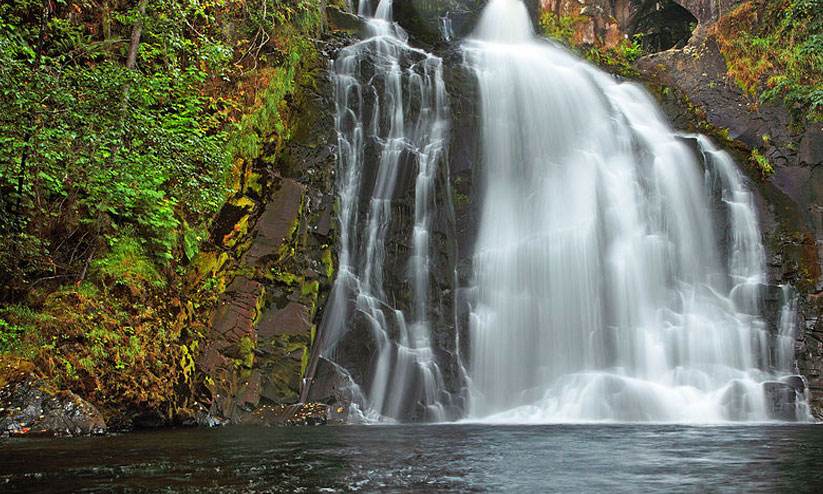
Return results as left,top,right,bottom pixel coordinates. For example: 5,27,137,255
0,375,106,436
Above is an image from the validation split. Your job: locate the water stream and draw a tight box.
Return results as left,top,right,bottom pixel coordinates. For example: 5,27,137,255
316,0,810,423
464,0,809,422
315,0,451,421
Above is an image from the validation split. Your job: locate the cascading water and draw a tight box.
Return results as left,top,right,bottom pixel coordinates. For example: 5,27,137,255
463,0,810,422
313,0,452,421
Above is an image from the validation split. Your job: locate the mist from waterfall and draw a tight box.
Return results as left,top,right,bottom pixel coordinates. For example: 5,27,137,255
464,0,810,423
314,0,452,421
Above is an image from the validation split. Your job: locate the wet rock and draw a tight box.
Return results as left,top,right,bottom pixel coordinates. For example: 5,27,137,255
326,6,363,34
797,299,823,418
636,32,822,287
635,16,822,417
242,178,306,266
763,380,803,421
195,30,342,425
392,0,541,47
0,375,106,437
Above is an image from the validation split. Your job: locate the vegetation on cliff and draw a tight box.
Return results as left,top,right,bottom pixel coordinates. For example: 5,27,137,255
0,0,332,426
714,0,822,123
538,10,643,78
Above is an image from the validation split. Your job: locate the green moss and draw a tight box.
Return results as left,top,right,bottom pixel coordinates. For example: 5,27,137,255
539,11,585,45
246,172,264,197
321,247,335,279
751,148,775,176
301,280,320,299
265,332,313,402
539,11,643,78
453,189,471,208
236,335,257,369
222,213,252,248
714,0,822,123
271,268,301,286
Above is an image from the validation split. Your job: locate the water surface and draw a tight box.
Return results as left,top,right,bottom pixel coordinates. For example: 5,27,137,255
2,424,823,492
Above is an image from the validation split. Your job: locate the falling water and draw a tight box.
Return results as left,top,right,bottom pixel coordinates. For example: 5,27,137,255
440,15,455,42
777,285,799,372
464,0,810,422
315,0,451,421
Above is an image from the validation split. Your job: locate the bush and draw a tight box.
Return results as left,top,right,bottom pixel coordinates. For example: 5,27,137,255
714,0,822,123
538,12,644,78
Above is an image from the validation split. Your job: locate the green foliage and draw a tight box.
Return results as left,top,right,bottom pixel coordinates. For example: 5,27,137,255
715,0,822,123
0,0,327,422
538,12,644,78
751,148,775,176
92,235,166,291
0,0,326,300
0,318,26,353
0,304,52,355
539,11,582,45
0,285,198,420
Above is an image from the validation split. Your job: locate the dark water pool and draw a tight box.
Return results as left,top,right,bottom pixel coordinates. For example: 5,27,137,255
2,424,823,492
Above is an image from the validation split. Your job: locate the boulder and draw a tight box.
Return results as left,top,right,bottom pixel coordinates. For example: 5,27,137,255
0,375,106,436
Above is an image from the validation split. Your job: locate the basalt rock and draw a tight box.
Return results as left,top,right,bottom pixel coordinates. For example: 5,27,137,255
195,31,346,425
392,0,541,47
764,377,807,421
303,23,471,420
0,375,106,437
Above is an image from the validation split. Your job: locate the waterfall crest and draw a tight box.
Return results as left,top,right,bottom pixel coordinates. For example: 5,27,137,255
463,0,810,423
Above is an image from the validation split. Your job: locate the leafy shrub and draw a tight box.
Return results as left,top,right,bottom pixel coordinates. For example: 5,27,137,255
538,12,644,78
92,235,166,294
714,0,822,123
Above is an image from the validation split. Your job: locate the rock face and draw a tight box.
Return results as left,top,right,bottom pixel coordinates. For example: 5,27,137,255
798,296,823,418
194,28,347,425
764,376,808,421
304,4,478,421
0,375,106,436
540,0,636,47
671,0,737,25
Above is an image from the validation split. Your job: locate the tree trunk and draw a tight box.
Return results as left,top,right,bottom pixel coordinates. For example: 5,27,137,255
102,1,112,42
126,0,147,69
118,0,149,139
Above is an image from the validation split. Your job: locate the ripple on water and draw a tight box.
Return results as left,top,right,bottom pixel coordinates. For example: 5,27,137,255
0,425,822,492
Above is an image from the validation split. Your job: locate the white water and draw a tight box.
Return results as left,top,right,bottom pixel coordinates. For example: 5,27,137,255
464,0,810,423
318,0,451,421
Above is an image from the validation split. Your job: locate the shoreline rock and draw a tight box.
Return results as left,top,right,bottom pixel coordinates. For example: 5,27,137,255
0,375,106,437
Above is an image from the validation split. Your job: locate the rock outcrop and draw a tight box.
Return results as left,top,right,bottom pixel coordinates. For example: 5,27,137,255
193,0,822,423
1,374,106,436
193,26,348,425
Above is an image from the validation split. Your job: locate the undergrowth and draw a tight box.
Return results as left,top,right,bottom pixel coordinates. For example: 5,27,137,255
539,11,644,78
714,0,822,123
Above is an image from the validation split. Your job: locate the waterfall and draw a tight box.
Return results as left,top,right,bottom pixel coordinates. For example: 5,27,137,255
463,0,810,422
315,0,452,421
